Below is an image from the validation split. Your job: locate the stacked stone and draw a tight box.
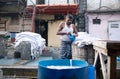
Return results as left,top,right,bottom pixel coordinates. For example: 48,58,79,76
15,41,31,60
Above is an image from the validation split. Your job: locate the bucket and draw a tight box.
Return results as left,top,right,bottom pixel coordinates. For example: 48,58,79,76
38,59,88,79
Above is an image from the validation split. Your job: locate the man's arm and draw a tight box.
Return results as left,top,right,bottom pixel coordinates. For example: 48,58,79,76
73,24,78,37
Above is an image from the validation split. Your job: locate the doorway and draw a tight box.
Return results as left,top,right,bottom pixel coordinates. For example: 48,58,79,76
108,21,120,41
35,19,48,46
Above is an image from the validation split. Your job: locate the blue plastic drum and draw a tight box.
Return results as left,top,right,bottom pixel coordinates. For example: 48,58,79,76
38,59,88,79
88,65,96,79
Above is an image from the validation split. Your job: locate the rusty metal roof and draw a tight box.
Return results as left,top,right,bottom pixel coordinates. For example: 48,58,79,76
26,4,79,15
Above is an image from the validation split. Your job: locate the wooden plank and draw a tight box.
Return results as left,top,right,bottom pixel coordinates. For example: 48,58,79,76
99,53,107,79
93,46,108,56
93,40,120,79
107,55,117,79
93,50,99,67
93,40,107,49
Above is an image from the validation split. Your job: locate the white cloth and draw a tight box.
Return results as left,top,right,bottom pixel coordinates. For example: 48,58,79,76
15,32,46,58
74,32,101,47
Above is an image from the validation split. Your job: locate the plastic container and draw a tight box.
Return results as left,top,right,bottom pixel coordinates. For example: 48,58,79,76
88,65,96,79
10,32,16,42
117,57,120,61
38,59,88,79
68,34,75,42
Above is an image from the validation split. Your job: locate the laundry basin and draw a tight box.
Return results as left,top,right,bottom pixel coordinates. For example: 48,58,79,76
38,59,88,79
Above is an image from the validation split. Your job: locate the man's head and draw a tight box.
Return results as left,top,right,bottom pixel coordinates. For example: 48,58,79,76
65,14,74,25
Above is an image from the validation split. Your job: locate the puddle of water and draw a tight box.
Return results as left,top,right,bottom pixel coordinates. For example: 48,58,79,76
0,57,20,65
24,57,52,66
0,56,52,66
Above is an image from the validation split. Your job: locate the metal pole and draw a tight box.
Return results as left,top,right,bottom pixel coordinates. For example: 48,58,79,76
29,0,36,32
22,8,25,32
31,6,36,32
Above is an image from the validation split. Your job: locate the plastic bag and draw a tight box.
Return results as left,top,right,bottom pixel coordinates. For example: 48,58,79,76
68,34,75,42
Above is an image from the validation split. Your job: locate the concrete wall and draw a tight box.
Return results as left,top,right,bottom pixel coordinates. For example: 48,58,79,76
0,15,32,32
87,0,120,10
48,20,61,47
36,14,61,47
36,14,54,20
8,16,21,32
0,5,19,12
45,0,75,4
0,16,20,32
27,0,76,5
88,13,120,40
0,13,61,47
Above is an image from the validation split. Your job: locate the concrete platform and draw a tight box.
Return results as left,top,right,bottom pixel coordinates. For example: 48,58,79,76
0,46,120,79
0,56,52,79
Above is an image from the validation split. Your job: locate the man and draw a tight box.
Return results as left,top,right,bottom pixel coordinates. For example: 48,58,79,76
56,14,78,59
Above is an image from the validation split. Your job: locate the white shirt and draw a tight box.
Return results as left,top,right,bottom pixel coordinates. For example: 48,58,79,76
60,23,74,41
